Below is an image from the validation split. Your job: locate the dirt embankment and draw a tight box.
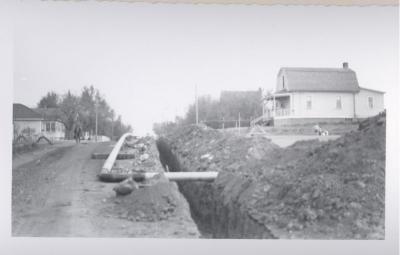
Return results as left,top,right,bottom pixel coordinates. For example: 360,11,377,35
97,137,201,237
159,112,385,239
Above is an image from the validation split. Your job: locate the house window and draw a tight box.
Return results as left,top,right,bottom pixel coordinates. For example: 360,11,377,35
51,122,56,132
336,96,342,109
368,97,374,109
282,76,285,89
46,122,51,132
306,96,312,110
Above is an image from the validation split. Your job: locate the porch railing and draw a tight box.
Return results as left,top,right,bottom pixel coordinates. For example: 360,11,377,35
275,108,290,117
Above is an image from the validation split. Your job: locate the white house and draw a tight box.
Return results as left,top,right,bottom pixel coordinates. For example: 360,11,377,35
13,103,43,140
13,103,66,141
262,63,385,126
35,107,66,141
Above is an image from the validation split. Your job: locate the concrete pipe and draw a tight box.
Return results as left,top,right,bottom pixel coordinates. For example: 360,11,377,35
100,132,135,175
133,171,219,182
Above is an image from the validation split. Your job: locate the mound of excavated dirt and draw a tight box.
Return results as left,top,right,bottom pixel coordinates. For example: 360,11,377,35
117,137,162,172
104,179,178,222
98,136,164,182
106,172,182,222
161,113,385,239
102,138,186,224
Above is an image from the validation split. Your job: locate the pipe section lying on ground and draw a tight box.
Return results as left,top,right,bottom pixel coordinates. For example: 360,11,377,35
100,132,135,176
133,172,218,182
98,132,218,183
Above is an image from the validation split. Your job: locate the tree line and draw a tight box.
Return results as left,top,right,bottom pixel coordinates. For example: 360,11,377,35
153,89,263,135
37,86,132,140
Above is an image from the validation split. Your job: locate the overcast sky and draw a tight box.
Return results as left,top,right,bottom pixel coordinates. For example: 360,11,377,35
14,1,398,135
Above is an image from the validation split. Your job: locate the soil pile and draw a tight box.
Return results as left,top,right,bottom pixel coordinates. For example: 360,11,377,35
99,136,163,182
115,136,161,173
102,138,191,226
105,180,179,222
161,113,385,239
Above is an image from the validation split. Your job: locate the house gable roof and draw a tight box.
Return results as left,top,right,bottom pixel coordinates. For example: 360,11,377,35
13,103,43,120
278,67,360,93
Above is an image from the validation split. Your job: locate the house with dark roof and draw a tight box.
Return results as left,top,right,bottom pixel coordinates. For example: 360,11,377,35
13,103,43,139
13,103,66,141
262,63,384,126
35,108,66,140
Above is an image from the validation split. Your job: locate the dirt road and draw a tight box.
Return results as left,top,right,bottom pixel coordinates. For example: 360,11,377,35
12,142,199,237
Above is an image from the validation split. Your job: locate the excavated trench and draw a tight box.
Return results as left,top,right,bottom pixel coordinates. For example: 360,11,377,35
156,137,275,239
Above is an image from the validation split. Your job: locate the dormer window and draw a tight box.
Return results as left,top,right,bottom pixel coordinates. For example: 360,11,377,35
282,76,285,89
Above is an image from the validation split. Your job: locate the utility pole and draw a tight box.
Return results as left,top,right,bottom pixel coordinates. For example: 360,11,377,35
195,84,199,125
111,117,114,141
238,112,241,134
95,99,98,142
110,110,115,141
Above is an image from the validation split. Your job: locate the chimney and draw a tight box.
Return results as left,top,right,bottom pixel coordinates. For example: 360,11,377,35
343,62,349,69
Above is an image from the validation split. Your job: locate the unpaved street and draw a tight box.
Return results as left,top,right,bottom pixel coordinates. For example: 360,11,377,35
12,142,198,237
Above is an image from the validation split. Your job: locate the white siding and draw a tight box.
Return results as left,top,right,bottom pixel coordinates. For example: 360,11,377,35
42,121,65,140
287,92,355,119
14,120,65,141
355,89,384,118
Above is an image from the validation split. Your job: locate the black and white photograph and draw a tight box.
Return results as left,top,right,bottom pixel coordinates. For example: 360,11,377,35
8,0,397,245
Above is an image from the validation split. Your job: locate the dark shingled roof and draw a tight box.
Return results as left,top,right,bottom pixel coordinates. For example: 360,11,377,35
13,103,43,120
278,67,360,92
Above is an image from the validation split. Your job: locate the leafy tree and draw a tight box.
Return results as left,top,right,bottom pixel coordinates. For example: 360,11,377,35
37,86,137,140
37,91,60,108
112,115,132,139
155,89,263,131
60,91,80,139
79,86,96,135
219,89,263,120
184,95,221,125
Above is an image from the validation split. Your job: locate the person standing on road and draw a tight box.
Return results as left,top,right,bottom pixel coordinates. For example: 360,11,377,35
74,123,82,144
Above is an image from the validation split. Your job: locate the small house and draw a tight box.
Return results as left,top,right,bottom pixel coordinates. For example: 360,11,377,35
13,103,43,139
262,63,385,126
35,107,66,141
13,103,66,141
